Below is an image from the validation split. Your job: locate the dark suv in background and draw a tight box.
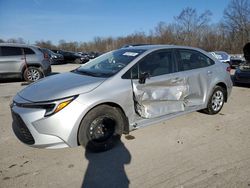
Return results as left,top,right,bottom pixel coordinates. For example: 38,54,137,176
41,48,64,65
0,43,51,82
52,50,84,63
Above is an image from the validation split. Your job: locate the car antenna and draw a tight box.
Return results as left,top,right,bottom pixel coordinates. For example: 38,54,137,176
21,48,30,86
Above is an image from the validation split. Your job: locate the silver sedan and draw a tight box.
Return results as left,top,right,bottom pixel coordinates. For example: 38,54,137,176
10,45,233,152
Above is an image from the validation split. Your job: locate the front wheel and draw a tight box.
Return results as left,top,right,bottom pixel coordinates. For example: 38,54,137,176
78,105,125,152
203,86,225,115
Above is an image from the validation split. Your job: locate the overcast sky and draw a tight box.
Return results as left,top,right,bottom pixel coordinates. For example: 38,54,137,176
0,0,230,44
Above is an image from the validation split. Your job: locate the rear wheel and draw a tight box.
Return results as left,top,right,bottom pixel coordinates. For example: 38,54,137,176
203,86,225,114
78,105,125,152
74,58,82,64
23,67,43,82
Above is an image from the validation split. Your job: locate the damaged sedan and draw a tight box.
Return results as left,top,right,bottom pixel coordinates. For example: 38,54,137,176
10,45,233,152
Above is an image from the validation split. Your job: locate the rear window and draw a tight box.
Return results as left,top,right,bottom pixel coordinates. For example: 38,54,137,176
23,47,35,55
0,46,22,56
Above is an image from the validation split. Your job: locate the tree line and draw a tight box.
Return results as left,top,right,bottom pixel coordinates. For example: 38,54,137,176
1,0,249,54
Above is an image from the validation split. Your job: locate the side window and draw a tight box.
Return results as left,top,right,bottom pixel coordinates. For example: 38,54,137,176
122,50,175,79
176,49,215,71
139,50,174,77
1,46,22,56
23,47,35,55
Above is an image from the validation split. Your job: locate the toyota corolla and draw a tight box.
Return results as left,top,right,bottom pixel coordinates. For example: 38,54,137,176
10,45,233,152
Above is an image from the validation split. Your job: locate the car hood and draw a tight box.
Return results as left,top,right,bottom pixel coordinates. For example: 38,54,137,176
18,72,106,102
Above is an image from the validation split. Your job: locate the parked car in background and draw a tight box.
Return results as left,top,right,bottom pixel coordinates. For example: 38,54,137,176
234,62,250,85
80,56,89,63
11,45,232,152
78,51,100,61
88,51,100,59
52,50,83,64
78,52,89,63
234,66,250,85
209,51,231,64
41,48,64,65
230,55,245,69
0,43,51,81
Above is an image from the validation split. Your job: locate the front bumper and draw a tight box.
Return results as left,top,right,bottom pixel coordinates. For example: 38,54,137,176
11,95,86,149
12,110,35,145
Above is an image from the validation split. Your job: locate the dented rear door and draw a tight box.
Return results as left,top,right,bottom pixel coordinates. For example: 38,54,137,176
174,49,216,108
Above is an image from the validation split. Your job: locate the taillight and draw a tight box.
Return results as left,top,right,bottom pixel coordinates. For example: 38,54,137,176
44,52,49,60
226,66,231,73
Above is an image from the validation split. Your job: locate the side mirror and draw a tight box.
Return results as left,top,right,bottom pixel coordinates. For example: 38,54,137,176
139,72,150,84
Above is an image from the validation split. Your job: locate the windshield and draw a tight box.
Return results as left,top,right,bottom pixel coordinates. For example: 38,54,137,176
73,48,145,77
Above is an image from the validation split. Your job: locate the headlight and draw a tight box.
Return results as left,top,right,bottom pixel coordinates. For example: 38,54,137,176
13,96,78,117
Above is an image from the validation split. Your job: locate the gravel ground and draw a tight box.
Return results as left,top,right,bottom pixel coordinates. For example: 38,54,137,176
0,64,250,188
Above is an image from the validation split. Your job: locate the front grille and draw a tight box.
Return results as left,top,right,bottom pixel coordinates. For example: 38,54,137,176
12,111,35,145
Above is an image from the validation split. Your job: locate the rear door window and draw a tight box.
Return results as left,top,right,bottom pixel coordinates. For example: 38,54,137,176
23,47,35,55
176,49,214,71
1,46,22,56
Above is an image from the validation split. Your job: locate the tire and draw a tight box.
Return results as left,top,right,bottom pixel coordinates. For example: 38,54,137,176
23,67,43,82
74,58,82,64
78,105,125,152
203,86,226,115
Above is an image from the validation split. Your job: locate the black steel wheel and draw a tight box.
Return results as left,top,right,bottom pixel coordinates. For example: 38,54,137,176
78,105,126,152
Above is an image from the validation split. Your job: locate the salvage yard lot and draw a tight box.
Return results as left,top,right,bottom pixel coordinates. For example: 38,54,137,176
0,64,250,188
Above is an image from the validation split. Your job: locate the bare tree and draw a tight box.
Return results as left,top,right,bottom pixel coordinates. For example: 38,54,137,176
223,0,250,52
35,40,56,49
174,7,212,47
6,37,25,44
5,2,250,54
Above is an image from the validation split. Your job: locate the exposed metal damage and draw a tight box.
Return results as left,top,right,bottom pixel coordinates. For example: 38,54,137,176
132,74,207,119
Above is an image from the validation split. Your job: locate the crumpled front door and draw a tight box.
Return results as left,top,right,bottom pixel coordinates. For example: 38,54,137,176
132,75,189,119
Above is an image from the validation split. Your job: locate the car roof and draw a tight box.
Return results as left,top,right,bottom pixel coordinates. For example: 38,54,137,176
0,43,39,49
213,51,229,54
122,44,205,52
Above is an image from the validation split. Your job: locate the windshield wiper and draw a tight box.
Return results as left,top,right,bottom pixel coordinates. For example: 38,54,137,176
71,69,98,77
